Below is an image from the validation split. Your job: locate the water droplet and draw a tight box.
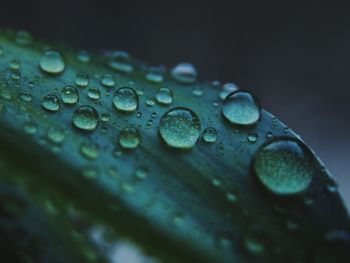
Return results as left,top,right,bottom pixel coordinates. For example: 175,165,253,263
266,131,273,139
253,137,315,195
145,96,155,107
159,107,201,149
72,105,99,131
222,90,261,126
108,51,133,73
118,127,141,149
80,141,100,160
135,168,148,180
75,72,89,87
101,112,110,122
42,94,61,112
10,59,20,70
15,30,32,45
19,92,32,102
156,87,173,105
39,50,65,74
46,125,65,143
112,87,138,113
202,127,217,143
76,50,90,63
244,232,265,256
82,166,98,179
87,87,101,100
219,83,238,100
247,132,258,143
145,67,164,83
226,193,237,203
101,74,115,87
23,121,37,134
61,85,79,104
171,63,197,83
192,87,203,96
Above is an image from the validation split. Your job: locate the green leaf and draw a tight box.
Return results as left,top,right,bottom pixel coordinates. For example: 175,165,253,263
0,29,349,263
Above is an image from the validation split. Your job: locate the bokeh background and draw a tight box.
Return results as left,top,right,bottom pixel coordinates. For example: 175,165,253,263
1,0,349,205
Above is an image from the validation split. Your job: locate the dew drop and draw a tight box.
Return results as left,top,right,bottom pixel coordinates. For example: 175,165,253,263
75,72,89,87
87,87,101,100
39,50,65,74
112,87,138,113
72,105,99,131
80,141,100,160
118,127,141,149
219,83,238,100
171,63,197,83
61,85,79,104
247,133,258,143
156,87,173,105
202,127,217,143
108,51,133,73
135,168,148,180
23,121,37,134
101,74,115,87
15,30,32,45
222,90,261,126
145,67,164,83
10,59,20,70
145,96,155,107
159,107,201,149
252,137,315,195
19,92,32,102
101,112,110,122
76,50,90,63
42,94,61,112
46,125,65,144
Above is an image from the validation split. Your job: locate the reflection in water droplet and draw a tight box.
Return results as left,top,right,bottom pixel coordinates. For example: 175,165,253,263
156,87,173,105
72,105,99,131
222,90,261,126
40,50,65,74
253,137,315,195
42,94,61,112
112,87,138,112
159,107,201,149
61,85,79,104
171,63,197,83
118,127,141,149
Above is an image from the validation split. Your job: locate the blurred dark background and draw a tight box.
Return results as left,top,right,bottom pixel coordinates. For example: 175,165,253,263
1,0,349,205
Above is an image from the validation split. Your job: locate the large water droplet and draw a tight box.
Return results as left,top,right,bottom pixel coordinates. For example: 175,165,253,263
61,85,79,104
156,87,173,105
42,94,61,112
171,63,197,83
112,87,138,113
118,127,141,149
252,137,315,195
72,105,99,131
159,107,201,149
222,90,261,126
39,50,65,74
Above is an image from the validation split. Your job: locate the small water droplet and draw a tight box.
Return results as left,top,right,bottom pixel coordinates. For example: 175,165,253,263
192,87,203,96
145,96,155,107
87,87,101,100
19,92,32,102
266,131,273,139
101,74,115,87
101,112,110,122
226,193,237,203
75,72,89,87
112,87,138,112
156,87,173,105
46,125,65,143
39,50,65,74
108,51,133,73
80,141,100,160
222,90,261,126
219,83,238,100
61,85,79,104
23,121,37,134
15,30,32,45
202,127,217,143
72,105,99,131
118,127,141,149
76,50,90,63
10,59,20,70
82,166,98,179
253,137,315,195
135,168,148,180
171,63,197,83
42,94,61,112
159,107,201,149
145,67,164,83
247,132,258,143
